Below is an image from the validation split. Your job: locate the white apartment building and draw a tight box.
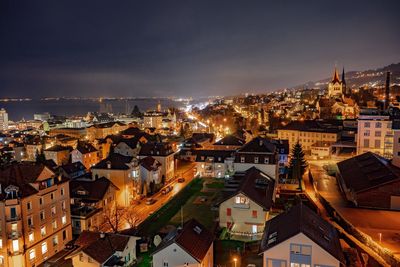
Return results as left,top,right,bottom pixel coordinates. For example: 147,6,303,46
356,113,393,158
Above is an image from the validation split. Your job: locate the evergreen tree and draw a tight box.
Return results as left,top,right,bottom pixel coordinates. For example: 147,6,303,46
288,142,307,191
35,149,46,164
131,105,143,118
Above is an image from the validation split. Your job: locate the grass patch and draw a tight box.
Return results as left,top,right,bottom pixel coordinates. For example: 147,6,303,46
137,178,204,236
206,181,225,189
136,251,152,267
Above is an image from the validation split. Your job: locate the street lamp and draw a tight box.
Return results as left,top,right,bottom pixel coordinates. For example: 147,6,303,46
233,257,237,267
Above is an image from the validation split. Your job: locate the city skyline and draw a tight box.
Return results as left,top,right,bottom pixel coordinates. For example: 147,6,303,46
1,0,399,98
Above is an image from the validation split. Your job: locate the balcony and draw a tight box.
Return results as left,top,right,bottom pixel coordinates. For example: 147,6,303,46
233,203,250,209
8,231,22,239
6,215,21,223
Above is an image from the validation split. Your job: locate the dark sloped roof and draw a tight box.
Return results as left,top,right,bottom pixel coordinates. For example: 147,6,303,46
153,219,214,262
75,231,131,264
93,153,133,170
0,162,67,199
140,156,161,171
217,167,275,210
60,161,87,174
139,142,174,156
70,177,119,201
237,137,276,154
195,149,236,163
191,133,215,143
260,204,345,263
213,135,245,146
76,142,97,154
337,152,400,193
120,127,142,136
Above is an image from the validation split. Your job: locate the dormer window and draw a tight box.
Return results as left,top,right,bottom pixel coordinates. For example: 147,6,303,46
5,185,19,199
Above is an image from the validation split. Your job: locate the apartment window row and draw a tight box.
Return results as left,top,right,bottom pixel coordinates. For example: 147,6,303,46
28,231,67,262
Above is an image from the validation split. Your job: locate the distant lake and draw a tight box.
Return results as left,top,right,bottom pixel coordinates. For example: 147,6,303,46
0,98,187,121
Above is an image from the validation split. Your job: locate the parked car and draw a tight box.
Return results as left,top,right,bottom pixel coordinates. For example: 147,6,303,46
145,198,156,205
161,185,173,194
177,177,185,183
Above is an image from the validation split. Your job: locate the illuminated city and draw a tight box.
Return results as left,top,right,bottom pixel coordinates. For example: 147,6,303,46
0,1,399,267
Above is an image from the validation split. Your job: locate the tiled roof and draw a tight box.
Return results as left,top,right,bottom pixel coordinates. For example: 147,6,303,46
277,120,341,133
140,156,161,171
0,162,68,199
60,161,87,174
260,204,345,263
213,135,245,146
237,137,276,154
139,142,174,156
76,142,97,154
93,153,133,170
337,152,400,193
153,219,214,262
70,177,119,201
44,145,72,152
75,231,131,264
217,167,275,210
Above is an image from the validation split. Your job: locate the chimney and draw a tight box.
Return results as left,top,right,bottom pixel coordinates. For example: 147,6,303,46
384,71,391,110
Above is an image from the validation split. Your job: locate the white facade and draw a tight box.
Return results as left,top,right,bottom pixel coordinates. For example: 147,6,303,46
356,115,393,158
219,193,268,240
0,108,8,132
263,233,340,267
152,242,213,267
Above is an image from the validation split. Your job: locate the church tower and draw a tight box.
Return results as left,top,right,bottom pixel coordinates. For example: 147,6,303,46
328,67,344,98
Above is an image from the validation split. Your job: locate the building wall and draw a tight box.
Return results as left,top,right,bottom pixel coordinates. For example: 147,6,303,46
356,115,393,158
391,129,400,167
219,193,268,238
0,181,72,267
71,150,99,170
140,153,175,182
263,232,340,267
355,180,400,210
277,130,338,152
152,242,199,267
72,251,101,267
44,150,70,166
91,169,134,207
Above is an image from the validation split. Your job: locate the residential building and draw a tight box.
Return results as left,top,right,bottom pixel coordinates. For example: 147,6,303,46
43,145,72,166
260,204,344,267
234,137,287,179
195,150,235,178
143,111,163,129
152,219,214,267
71,142,99,169
139,156,162,195
356,110,393,158
86,122,127,140
69,231,140,267
0,162,72,267
60,162,87,179
217,167,275,240
25,141,43,162
213,134,245,150
277,120,340,152
0,108,8,132
69,177,119,235
337,152,400,210
91,153,138,207
139,142,175,182
49,127,87,139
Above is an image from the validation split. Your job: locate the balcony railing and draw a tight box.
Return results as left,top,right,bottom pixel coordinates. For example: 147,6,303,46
8,231,22,239
6,215,21,222
233,203,250,209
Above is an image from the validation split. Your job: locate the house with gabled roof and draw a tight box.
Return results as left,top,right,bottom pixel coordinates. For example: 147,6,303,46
69,231,140,267
260,203,345,267
71,141,99,169
217,167,275,240
152,219,214,267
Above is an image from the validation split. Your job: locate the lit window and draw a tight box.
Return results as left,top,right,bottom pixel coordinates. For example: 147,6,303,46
40,211,45,221
52,220,57,230
51,206,56,216
235,196,248,204
0,239,2,248
79,253,84,261
240,156,245,163
62,215,67,225
41,226,46,237
254,157,259,163
29,249,36,260
12,239,19,252
0,256,4,265
29,232,34,242
61,187,64,196
53,235,58,246
41,242,48,254
62,201,66,211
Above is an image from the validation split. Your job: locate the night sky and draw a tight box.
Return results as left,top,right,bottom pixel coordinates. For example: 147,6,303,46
0,0,399,98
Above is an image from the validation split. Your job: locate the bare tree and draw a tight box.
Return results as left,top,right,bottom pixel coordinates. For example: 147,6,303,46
103,205,126,233
125,205,140,229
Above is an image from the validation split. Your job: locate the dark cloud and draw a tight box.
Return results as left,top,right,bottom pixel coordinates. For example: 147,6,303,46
0,0,399,98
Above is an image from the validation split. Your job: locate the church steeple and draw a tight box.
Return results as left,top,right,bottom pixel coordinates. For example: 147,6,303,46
332,67,340,83
341,67,346,85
